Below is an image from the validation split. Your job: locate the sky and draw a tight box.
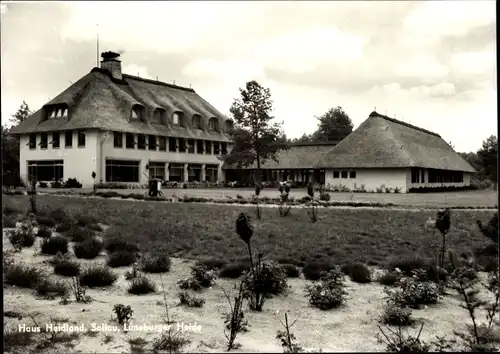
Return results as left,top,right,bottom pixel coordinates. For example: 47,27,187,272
1,1,497,153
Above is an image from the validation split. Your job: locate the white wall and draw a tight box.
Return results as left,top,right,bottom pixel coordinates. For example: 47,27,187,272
19,130,99,188
325,168,409,193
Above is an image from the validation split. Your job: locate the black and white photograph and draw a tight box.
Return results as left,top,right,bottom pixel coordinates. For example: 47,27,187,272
1,0,498,352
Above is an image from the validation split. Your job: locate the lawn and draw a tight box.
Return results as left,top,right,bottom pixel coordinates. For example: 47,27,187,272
40,187,498,208
3,194,495,267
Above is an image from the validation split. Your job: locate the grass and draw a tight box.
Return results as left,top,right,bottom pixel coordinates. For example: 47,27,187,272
79,264,118,288
107,250,137,268
127,276,157,295
41,236,69,255
74,237,104,259
140,253,171,273
53,258,81,277
4,263,44,288
3,194,495,267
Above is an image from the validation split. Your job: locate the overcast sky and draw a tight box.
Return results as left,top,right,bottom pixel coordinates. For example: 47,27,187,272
1,1,496,153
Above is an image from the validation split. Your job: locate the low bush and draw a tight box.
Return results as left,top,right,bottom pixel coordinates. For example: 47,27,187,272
381,305,414,326
64,178,83,188
319,193,331,201
305,267,348,310
178,291,205,308
79,264,118,288
303,260,335,281
8,227,36,249
196,257,227,270
388,255,431,276
96,191,121,198
49,208,70,223
127,276,156,295
107,250,137,268
3,215,17,228
104,237,139,254
76,215,99,227
4,329,33,351
178,264,217,291
55,220,74,233
4,263,44,288
140,253,171,273
66,226,94,243
387,271,440,309
36,215,56,227
219,262,250,279
243,261,288,297
280,264,300,278
41,236,69,255
37,226,52,238
74,237,103,260
341,263,372,283
35,278,68,298
53,256,80,277
378,271,401,286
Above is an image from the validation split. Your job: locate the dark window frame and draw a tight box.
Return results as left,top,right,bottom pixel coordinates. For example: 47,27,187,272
341,171,348,179
126,133,135,149
333,171,340,178
105,159,140,183
65,131,73,148
137,134,146,150
40,133,48,149
52,132,60,148
114,132,123,148
196,140,204,154
77,130,86,147
158,136,167,151
349,171,356,179
29,134,37,149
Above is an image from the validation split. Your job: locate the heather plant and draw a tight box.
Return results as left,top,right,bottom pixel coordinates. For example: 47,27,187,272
305,267,348,310
41,235,69,255
35,278,68,299
74,237,103,259
242,260,288,300
178,291,205,308
128,276,157,295
278,184,292,217
140,252,171,273
305,183,317,223
52,253,80,277
222,281,249,351
8,219,36,250
341,262,372,283
178,263,217,291
79,264,118,287
37,226,52,239
386,270,440,309
4,263,44,288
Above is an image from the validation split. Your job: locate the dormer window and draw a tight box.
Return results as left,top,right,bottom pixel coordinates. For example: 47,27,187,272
131,105,144,120
225,119,234,131
46,105,68,120
62,108,68,118
208,118,219,132
50,110,56,119
173,111,183,126
152,108,166,124
192,114,202,130
56,109,62,118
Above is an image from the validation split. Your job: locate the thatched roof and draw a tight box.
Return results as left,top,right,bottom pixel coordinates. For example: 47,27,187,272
9,68,232,142
223,143,338,170
314,111,477,173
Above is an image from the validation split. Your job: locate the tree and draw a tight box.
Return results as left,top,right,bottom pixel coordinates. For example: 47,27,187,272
9,100,32,126
458,152,483,175
222,80,287,185
477,135,498,190
314,106,354,142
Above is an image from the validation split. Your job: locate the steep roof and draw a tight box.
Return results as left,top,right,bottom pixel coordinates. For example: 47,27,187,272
314,112,477,173
9,68,232,142
223,143,338,170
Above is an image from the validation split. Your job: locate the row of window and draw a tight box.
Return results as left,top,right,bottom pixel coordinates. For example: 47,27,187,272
113,132,228,155
411,168,464,184
28,131,86,149
333,171,356,179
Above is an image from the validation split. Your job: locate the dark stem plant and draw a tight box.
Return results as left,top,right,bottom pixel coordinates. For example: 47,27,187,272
305,183,317,223
255,184,261,220
28,177,37,214
278,184,292,217
435,208,451,270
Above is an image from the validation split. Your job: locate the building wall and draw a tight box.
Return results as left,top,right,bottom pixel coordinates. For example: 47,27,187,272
406,169,472,189
99,131,227,185
19,130,99,187
325,168,409,193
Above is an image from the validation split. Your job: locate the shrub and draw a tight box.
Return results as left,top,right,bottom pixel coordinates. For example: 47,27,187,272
387,272,440,309
378,271,401,286
303,260,335,281
35,278,68,298
341,263,372,283
196,257,227,270
243,261,288,297
107,250,137,268
381,305,414,326
388,255,431,276
36,215,56,227
74,237,103,259
64,178,83,188
127,276,156,295
37,226,52,239
113,304,133,325
305,267,348,310
79,264,118,288
41,236,69,255
178,291,205,307
76,215,99,227
55,220,74,233
280,264,300,278
8,227,36,249
53,257,80,277
178,264,217,291
3,215,17,228
104,237,139,254
219,262,250,279
49,208,69,223
66,226,94,243
140,253,171,273
319,192,331,201
4,263,44,288
4,329,33,350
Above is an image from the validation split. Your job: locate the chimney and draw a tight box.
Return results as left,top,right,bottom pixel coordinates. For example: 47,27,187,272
100,51,122,80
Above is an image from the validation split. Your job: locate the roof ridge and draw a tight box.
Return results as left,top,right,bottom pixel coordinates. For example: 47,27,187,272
368,111,441,138
122,73,195,93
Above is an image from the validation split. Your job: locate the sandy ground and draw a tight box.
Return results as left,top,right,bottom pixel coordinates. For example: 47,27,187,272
3,228,495,353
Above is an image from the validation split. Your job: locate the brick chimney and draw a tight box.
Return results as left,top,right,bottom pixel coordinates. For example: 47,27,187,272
100,51,122,80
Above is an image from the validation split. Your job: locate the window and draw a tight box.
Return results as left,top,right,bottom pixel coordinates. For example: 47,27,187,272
49,110,56,119
427,169,463,184
62,108,68,118
52,132,60,148
126,133,135,149
65,131,73,148
137,134,146,150
205,164,218,182
225,119,234,131
47,106,68,120
341,171,348,178
196,140,204,154
333,171,339,178
148,135,157,150
192,115,202,129
77,130,86,147
105,159,140,182
114,132,123,148
152,109,165,124
173,111,183,125
178,138,186,153
40,133,48,149
411,167,420,184
187,139,195,153
131,105,144,120
159,136,167,151
221,142,227,155
208,118,219,132
27,160,63,182
205,140,212,154
188,164,201,182
168,163,184,182
29,134,36,149
169,137,177,152
349,171,356,178
148,162,165,180
420,169,425,183
213,141,220,155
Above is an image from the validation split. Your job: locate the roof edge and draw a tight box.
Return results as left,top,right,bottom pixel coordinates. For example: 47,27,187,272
369,111,441,138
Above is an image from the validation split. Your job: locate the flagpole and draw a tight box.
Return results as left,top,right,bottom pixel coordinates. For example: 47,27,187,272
96,23,99,67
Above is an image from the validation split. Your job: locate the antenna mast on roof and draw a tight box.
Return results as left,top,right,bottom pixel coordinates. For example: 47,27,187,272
96,24,99,67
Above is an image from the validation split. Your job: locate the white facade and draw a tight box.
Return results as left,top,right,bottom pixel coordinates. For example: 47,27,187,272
19,129,228,188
